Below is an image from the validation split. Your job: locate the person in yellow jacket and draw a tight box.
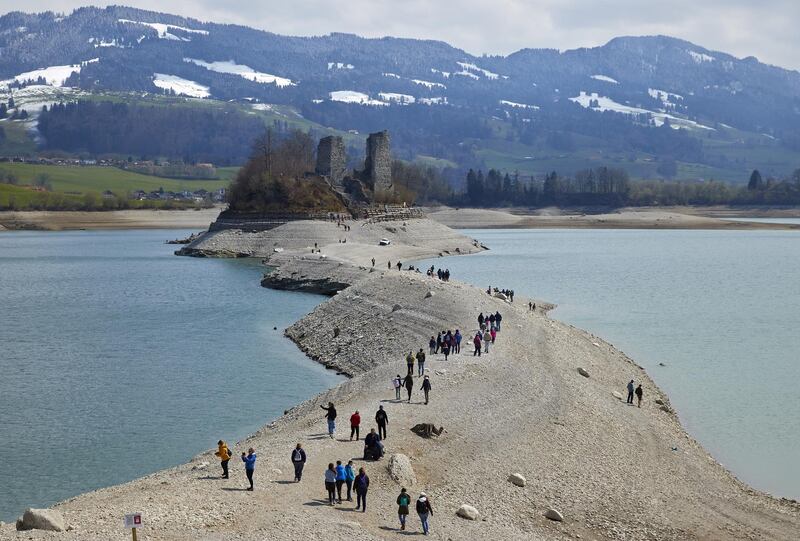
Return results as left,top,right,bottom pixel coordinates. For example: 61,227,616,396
215,440,233,478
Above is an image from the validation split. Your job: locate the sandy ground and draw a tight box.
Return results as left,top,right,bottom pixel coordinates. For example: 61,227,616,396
427,207,800,230
2,218,798,540
0,208,223,231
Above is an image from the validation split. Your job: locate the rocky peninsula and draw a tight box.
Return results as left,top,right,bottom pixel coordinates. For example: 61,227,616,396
3,215,798,540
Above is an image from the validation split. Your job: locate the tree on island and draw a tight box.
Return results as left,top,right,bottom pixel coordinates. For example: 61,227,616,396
748,169,764,191
227,129,346,213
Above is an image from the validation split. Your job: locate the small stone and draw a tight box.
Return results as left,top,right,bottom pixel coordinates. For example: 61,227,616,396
577,367,590,378
654,399,665,405
272,468,282,476
192,461,209,470
508,473,526,487
660,405,672,413
544,508,564,522
425,290,434,298
612,391,624,400
391,304,402,312
456,504,480,520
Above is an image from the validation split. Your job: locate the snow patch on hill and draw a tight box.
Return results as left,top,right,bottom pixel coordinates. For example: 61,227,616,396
152,73,210,98
184,58,295,87
689,50,715,63
419,97,447,105
383,73,401,79
431,68,451,78
456,62,502,80
411,79,446,89
454,70,479,80
329,90,387,106
590,74,618,84
499,100,539,110
119,19,208,41
379,92,415,104
8,60,97,87
328,62,354,70
648,88,683,106
571,91,714,131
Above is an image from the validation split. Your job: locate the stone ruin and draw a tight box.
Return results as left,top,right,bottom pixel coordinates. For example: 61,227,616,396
364,130,393,195
315,135,347,189
314,130,394,205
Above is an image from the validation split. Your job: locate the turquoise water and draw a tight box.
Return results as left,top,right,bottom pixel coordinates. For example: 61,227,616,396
419,228,800,500
0,230,341,522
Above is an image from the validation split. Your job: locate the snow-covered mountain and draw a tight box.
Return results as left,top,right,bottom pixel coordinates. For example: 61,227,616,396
2,5,800,180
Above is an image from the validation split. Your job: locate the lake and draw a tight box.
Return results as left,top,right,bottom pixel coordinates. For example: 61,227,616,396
418,228,800,500
0,230,341,522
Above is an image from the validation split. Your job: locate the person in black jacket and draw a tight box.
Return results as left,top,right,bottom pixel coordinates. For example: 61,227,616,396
403,373,414,403
291,443,306,482
375,405,388,439
354,467,369,512
421,376,432,405
416,492,434,535
495,311,502,331
363,428,383,460
321,402,337,438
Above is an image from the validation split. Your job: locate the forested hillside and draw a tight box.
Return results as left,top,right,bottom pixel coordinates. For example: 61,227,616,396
2,5,800,182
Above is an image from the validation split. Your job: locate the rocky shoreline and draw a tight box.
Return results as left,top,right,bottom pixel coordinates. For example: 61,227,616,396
3,217,799,540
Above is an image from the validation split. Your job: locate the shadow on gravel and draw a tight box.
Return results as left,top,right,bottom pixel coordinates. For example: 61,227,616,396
220,487,250,492
273,480,295,485
303,499,331,507
196,475,223,480
378,526,416,535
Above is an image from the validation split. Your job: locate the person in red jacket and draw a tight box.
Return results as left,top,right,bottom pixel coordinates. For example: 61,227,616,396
473,332,482,357
350,410,361,441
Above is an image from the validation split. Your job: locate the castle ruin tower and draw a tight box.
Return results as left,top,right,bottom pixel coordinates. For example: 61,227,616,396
364,130,393,196
315,136,347,190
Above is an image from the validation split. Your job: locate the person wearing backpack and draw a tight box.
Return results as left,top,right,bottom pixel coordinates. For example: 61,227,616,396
396,487,411,530
214,440,232,479
241,447,256,491
335,460,346,503
416,492,434,535
291,443,306,482
354,467,369,512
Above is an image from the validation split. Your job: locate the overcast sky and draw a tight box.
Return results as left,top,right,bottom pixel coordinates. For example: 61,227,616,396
5,0,799,71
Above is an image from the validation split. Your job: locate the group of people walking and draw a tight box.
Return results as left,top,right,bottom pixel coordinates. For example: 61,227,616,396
396,487,434,535
426,266,451,281
209,303,508,533
429,329,462,357
324,460,369,510
626,380,644,407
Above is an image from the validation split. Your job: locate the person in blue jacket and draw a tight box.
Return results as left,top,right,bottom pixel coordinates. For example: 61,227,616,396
241,447,256,491
627,380,635,404
344,460,356,501
335,460,346,503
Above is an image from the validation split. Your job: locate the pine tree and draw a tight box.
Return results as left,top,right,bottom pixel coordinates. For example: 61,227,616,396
748,169,763,191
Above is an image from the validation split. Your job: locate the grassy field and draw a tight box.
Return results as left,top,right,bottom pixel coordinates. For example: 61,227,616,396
0,163,230,195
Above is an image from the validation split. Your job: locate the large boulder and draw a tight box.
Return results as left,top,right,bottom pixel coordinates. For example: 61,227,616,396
16,508,66,532
456,504,480,520
387,453,416,486
612,390,624,400
508,473,527,487
494,292,508,301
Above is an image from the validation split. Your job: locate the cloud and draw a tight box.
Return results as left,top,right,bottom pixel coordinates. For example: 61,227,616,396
5,0,800,70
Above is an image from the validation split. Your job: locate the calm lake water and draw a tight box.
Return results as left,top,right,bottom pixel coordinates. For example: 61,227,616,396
419,228,800,500
0,230,341,522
